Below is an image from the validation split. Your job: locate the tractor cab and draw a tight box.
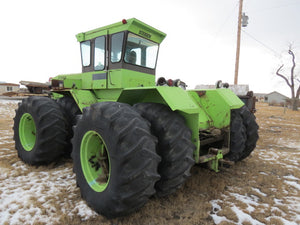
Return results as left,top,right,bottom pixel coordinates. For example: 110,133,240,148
69,18,166,89
79,29,160,74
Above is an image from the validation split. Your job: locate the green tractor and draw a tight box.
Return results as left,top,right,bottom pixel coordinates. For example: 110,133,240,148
13,18,258,218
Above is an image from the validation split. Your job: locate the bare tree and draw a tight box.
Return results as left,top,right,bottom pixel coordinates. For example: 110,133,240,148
276,47,300,111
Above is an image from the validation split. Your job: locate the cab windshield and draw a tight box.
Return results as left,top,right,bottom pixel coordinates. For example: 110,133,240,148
124,33,159,69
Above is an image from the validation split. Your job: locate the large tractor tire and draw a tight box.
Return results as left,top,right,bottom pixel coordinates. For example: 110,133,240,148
13,96,68,165
227,105,259,162
72,102,161,218
134,103,195,197
57,96,81,154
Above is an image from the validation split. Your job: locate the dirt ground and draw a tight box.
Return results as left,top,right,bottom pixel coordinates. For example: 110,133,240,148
0,100,299,225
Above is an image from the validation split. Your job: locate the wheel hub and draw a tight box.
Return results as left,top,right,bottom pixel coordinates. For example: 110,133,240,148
80,131,110,192
19,113,36,151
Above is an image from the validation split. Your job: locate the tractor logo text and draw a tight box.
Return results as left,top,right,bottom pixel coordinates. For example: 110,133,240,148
139,30,151,39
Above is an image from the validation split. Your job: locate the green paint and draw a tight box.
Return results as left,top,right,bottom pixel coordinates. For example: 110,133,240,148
76,18,166,44
107,69,155,89
209,150,224,172
19,113,36,151
80,130,110,192
70,89,98,111
188,89,244,129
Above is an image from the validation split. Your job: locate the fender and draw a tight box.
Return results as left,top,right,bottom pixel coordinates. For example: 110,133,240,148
118,86,244,163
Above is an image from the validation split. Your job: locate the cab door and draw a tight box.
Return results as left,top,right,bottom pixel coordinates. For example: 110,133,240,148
108,32,125,89
92,35,107,89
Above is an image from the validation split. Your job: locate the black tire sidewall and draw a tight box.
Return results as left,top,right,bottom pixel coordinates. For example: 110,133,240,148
13,97,67,164
57,96,81,154
134,103,195,197
14,99,39,161
228,105,259,162
72,113,120,212
72,102,160,218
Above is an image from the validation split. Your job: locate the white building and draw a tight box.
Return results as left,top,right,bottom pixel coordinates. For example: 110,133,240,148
264,91,289,105
0,83,20,95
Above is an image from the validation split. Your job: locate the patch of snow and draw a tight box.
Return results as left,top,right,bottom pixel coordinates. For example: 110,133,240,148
286,141,300,150
277,137,300,150
256,149,279,161
210,214,231,224
210,200,232,224
271,206,287,216
210,194,267,225
210,187,300,225
286,197,300,212
280,123,300,128
73,200,98,221
283,175,300,181
231,205,265,225
210,199,222,213
274,198,283,205
0,99,21,103
229,193,266,213
259,172,268,175
0,163,98,224
0,168,10,179
265,216,299,225
252,188,267,197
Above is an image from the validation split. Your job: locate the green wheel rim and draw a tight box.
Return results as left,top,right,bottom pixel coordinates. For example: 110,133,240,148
19,113,36,151
80,130,110,192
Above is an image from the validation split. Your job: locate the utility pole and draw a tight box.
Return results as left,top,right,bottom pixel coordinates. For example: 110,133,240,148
234,0,243,85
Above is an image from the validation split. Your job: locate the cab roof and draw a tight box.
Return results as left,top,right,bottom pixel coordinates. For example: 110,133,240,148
76,18,166,44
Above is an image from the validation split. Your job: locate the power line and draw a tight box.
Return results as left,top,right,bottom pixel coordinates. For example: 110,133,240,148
214,1,239,37
249,1,300,14
242,29,281,58
211,1,239,53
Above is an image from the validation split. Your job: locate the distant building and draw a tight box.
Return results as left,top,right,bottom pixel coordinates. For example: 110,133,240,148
264,91,289,105
0,83,20,95
254,93,267,102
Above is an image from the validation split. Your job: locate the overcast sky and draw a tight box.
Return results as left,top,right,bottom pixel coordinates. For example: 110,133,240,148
0,0,299,96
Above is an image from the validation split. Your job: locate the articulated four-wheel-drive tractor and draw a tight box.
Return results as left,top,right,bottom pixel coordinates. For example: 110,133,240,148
13,18,258,218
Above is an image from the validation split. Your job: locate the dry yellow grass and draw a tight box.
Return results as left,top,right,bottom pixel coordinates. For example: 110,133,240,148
0,101,299,225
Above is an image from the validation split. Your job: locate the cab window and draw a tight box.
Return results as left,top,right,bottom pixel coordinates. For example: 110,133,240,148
111,32,124,63
124,33,158,69
94,36,105,70
80,41,91,67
